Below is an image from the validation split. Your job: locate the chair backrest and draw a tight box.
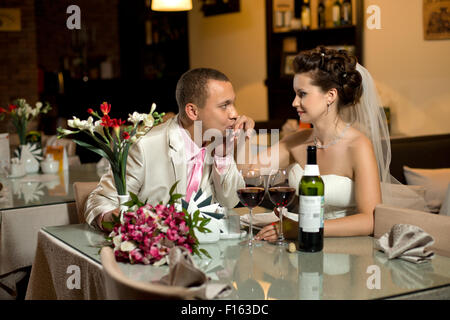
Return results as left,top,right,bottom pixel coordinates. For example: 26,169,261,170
100,247,194,300
374,204,450,257
73,181,99,224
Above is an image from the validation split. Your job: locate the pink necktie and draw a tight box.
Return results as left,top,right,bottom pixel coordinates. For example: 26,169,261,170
185,148,206,202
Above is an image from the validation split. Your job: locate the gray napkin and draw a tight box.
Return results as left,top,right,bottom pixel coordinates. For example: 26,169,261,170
375,224,435,264
158,246,232,299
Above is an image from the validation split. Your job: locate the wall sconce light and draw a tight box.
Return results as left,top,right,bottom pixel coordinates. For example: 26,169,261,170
151,0,193,11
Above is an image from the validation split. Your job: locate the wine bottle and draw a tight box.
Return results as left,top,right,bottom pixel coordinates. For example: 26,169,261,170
300,0,311,30
341,0,352,25
317,0,326,29
298,145,324,252
332,0,342,27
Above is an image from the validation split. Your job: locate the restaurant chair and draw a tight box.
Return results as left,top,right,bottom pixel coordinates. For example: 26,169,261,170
374,204,450,257
100,247,194,299
73,181,98,224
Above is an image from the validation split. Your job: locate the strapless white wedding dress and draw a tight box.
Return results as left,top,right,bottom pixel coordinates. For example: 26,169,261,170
288,163,357,220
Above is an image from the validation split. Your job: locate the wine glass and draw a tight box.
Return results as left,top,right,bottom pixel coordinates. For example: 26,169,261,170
268,168,296,246
237,168,265,246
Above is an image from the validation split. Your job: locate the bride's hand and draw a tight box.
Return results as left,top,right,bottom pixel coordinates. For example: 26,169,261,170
255,207,281,241
255,222,279,242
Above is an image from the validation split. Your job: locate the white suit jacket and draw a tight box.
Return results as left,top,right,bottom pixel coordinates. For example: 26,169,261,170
85,115,244,227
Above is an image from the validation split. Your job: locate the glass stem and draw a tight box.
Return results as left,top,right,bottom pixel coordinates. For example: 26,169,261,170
249,207,253,241
279,206,284,240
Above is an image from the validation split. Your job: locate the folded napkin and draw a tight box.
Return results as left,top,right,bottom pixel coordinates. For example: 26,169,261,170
158,246,232,299
240,211,279,229
375,224,435,264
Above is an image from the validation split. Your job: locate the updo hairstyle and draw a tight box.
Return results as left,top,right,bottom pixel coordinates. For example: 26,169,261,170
293,46,363,109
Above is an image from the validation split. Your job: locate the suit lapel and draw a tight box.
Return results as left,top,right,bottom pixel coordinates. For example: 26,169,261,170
168,116,187,197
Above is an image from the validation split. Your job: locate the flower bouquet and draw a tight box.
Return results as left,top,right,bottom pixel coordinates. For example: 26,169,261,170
104,181,212,265
57,102,164,196
0,99,51,146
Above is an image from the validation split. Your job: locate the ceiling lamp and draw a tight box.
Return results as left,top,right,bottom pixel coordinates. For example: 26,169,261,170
151,0,192,11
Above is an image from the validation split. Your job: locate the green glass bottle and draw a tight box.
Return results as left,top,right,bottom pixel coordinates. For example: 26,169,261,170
298,146,324,252
301,0,311,30
332,0,342,27
341,0,352,25
317,0,326,29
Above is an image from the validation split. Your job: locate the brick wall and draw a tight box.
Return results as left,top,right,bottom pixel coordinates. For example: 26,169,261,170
0,0,120,135
0,0,39,133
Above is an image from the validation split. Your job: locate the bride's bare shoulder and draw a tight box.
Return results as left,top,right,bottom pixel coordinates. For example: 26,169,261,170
347,128,375,155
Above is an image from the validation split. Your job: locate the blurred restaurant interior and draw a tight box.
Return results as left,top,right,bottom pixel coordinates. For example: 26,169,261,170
0,0,450,301
1,0,449,151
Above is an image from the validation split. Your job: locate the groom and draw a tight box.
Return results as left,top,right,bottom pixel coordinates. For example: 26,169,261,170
85,68,254,231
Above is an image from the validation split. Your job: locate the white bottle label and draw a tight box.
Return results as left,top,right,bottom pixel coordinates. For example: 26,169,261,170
332,6,340,23
303,164,320,176
343,4,350,21
299,195,324,232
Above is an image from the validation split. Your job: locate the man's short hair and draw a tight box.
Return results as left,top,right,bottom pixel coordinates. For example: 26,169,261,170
176,68,230,117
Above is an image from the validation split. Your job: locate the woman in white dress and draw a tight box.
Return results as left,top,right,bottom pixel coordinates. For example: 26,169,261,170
255,46,390,240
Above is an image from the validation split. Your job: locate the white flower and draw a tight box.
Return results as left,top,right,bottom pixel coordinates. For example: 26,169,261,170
127,112,145,125
68,116,82,128
68,116,94,133
120,240,137,252
113,235,122,249
143,113,154,128
35,102,43,109
149,103,156,114
94,120,105,136
59,129,75,136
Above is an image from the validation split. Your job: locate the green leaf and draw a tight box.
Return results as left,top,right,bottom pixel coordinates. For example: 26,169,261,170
171,194,183,202
72,139,114,164
193,210,200,222
102,221,115,230
199,248,212,259
169,180,180,196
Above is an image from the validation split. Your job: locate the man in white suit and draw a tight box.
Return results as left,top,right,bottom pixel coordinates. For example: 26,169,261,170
85,68,254,231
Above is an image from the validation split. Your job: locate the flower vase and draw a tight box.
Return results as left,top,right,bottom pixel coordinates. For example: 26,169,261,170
19,144,40,174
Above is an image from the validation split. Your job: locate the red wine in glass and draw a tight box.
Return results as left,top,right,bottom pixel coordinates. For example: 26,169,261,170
268,187,296,208
238,187,266,208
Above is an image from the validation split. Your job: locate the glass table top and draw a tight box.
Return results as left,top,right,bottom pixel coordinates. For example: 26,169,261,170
0,163,101,211
43,223,450,300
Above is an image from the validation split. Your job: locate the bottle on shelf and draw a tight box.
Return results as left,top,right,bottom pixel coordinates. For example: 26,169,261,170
317,0,326,29
300,0,311,30
332,0,342,27
341,0,352,25
298,145,324,252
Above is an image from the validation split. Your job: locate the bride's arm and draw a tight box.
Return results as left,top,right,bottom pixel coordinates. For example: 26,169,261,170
324,137,381,237
236,133,293,172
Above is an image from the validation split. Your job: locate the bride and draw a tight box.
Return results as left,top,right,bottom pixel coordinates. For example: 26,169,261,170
253,46,405,241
